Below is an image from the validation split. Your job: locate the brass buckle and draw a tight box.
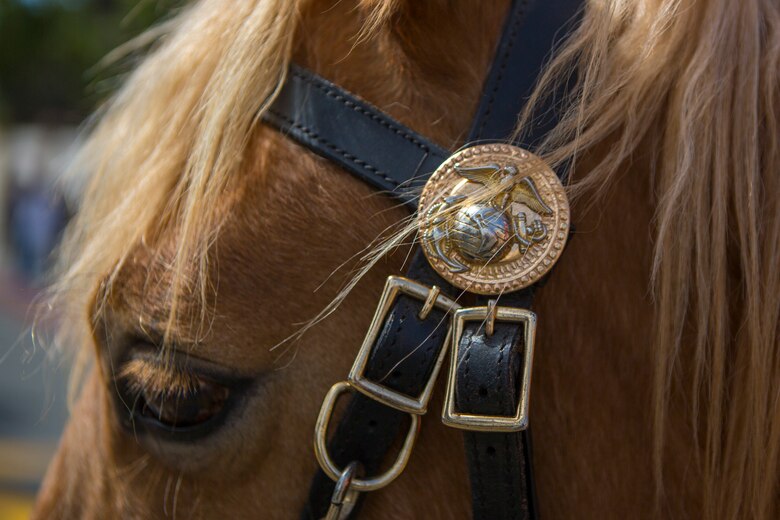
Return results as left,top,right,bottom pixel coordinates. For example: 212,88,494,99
314,382,420,492
441,305,536,432
347,276,461,414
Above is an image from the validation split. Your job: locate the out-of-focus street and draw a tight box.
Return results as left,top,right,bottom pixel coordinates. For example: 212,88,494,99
0,270,69,519
0,125,75,519
0,2,174,516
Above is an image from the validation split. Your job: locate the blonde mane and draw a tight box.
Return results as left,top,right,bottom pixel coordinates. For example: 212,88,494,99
51,0,780,517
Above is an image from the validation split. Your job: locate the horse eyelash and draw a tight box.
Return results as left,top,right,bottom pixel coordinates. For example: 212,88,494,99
117,358,201,400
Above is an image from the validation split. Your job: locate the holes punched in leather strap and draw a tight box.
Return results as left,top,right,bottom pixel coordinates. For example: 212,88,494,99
279,0,586,517
443,305,536,432
301,251,457,520
452,289,537,520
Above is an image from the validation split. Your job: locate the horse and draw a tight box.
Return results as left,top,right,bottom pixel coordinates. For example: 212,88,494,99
32,0,780,518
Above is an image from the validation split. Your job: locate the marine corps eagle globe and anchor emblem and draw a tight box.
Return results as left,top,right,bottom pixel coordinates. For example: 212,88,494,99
418,144,570,295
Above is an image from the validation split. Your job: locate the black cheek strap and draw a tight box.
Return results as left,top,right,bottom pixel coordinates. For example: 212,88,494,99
301,251,456,519
454,289,538,520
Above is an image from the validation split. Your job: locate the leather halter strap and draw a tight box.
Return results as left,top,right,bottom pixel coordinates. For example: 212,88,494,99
263,1,583,518
456,289,539,519
264,0,580,208
264,65,449,208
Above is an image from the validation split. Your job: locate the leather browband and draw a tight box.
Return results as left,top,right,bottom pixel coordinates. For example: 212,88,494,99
264,65,449,208
263,0,583,518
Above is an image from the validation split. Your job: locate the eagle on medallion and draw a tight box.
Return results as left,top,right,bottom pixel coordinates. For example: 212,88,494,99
422,162,552,273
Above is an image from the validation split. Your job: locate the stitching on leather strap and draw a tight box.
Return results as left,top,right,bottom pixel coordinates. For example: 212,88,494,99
266,108,399,187
290,69,447,160
412,309,444,384
387,303,408,382
505,435,515,514
473,0,531,141
463,331,474,404
496,327,508,409
471,434,487,511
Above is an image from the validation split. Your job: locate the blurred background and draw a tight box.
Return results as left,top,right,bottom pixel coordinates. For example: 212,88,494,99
0,1,175,517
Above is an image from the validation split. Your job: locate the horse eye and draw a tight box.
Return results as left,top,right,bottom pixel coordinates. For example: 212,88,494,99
137,377,230,429
111,349,254,443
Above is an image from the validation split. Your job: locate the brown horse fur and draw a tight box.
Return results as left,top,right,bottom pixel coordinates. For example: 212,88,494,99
33,0,780,518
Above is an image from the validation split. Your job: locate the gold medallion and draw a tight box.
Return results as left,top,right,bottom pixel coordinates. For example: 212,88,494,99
418,144,570,295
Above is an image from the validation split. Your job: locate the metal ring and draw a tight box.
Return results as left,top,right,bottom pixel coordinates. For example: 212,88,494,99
325,462,362,520
314,381,420,492
331,461,360,505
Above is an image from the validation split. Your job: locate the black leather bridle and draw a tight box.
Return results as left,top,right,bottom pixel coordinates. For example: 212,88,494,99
263,1,584,518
